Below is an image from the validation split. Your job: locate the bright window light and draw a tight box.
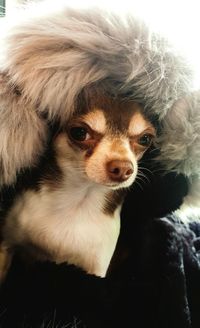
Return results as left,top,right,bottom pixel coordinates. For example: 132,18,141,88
5,0,200,89
64,0,200,89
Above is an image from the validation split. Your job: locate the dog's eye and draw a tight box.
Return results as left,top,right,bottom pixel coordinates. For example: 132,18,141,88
69,126,90,142
138,134,153,147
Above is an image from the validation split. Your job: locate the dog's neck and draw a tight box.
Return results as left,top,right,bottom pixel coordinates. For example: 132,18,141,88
42,176,112,220
4,171,124,277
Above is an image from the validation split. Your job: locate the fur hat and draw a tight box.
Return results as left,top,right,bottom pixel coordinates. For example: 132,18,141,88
0,2,199,211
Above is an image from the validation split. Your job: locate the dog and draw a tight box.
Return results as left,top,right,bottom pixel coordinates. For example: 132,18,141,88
0,88,156,279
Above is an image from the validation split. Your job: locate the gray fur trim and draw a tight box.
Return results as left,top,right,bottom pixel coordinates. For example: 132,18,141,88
176,177,200,221
157,91,200,177
0,1,199,209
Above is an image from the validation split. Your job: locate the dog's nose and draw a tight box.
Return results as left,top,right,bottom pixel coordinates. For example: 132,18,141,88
107,160,134,182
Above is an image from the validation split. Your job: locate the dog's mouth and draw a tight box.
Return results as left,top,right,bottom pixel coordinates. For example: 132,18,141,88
84,171,136,190
102,178,135,190
84,159,136,190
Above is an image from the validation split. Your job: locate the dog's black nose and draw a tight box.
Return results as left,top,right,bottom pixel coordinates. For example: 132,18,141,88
107,160,133,182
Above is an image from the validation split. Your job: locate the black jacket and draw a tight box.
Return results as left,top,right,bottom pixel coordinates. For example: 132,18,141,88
0,160,199,328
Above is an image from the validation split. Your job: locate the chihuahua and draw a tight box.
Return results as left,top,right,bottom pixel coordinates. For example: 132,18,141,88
0,91,156,279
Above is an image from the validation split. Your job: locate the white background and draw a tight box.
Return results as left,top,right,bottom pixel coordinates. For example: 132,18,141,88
5,0,200,89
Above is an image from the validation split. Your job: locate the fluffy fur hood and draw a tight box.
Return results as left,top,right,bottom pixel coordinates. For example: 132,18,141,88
0,1,199,210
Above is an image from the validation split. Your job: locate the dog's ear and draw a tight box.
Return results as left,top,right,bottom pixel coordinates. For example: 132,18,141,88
157,91,200,176
0,73,47,186
157,91,200,210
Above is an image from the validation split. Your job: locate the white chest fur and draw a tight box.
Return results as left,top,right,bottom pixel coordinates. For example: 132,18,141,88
4,182,121,277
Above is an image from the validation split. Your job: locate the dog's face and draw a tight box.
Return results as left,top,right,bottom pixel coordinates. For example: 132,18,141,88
54,98,156,190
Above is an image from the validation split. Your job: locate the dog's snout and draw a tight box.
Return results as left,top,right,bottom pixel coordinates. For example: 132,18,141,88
107,160,134,182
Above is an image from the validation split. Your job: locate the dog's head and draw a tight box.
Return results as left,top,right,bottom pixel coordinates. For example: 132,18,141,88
0,2,194,193
54,94,156,190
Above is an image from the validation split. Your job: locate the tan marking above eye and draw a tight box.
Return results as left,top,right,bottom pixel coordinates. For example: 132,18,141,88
128,112,155,137
82,109,106,134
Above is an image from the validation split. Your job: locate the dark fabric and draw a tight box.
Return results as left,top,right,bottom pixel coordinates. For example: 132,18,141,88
0,164,200,328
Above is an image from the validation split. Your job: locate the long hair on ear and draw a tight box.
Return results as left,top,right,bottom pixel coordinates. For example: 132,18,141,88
157,91,200,210
0,74,47,185
0,2,192,186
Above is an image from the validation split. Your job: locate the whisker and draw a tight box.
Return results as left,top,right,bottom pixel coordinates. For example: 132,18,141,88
138,166,153,175
137,171,150,183
136,175,146,184
150,145,160,152
139,163,164,175
134,179,144,191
